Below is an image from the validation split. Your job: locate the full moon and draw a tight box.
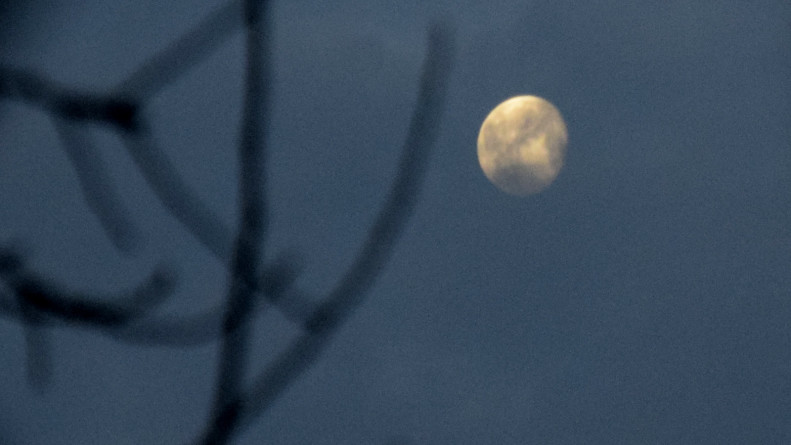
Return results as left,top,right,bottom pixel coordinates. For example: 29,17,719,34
477,95,568,196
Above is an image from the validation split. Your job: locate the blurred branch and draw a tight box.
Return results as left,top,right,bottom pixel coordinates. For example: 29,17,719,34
115,0,243,100
113,253,306,347
204,0,271,442
2,1,456,442
0,0,302,338
53,118,139,254
0,65,138,131
0,249,176,328
307,22,455,335
17,289,52,391
120,124,235,260
119,122,313,334
0,250,305,348
0,247,176,393
0,0,246,258
0,0,248,261
0,66,141,256
194,20,456,443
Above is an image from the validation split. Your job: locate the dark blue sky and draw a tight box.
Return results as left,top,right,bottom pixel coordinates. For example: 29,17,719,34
1,1,790,443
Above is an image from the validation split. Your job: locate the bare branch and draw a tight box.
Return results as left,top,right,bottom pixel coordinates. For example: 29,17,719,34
117,252,303,348
198,21,456,441
0,10,297,325
0,250,177,328
0,250,305,348
115,0,244,100
307,22,455,334
0,65,139,131
205,0,271,441
2,3,457,442
119,120,314,334
120,125,235,261
53,118,139,254
18,291,53,391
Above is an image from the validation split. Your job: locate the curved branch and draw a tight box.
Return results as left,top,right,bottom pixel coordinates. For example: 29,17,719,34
120,125,235,261
0,249,305,347
307,22,455,334
195,21,456,443
53,118,139,254
0,65,139,131
115,0,244,100
0,250,177,328
112,251,304,347
204,0,272,441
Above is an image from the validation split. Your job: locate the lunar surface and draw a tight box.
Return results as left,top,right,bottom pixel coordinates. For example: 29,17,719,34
477,95,568,196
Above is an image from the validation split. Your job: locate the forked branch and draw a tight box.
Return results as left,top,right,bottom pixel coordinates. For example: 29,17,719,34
194,19,456,445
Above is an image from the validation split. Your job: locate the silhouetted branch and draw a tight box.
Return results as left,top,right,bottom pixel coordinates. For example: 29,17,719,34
0,250,176,328
1,3,300,332
119,122,314,333
115,0,243,100
17,289,52,391
0,248,176,393
2,1,456,442
0,66,141,257
0,250,305,347
0,266,51,388
193,21,456,444
307,22,455,335
113,251,305,347
0,288,17,317
0,66,139,131
205,0,271,441
53,118,139,253
120,124,235,260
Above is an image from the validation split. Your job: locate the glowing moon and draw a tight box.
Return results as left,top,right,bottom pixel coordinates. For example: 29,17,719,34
477,95,568,196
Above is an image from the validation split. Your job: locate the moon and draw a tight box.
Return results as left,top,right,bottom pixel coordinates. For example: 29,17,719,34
477,95,568,196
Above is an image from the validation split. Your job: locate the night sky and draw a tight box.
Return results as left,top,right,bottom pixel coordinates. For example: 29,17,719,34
1,1,790,444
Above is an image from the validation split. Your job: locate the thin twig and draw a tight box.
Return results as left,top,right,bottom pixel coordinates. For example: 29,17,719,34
53,118,139,254
306,22,455,335
119,121,314,334
115,0,244,100
1,1,299,328
204,0,271,442
0,250,306,346
117,252,304,347
18,292,52,391
199,21,455,442
0,66,138,131
120,124,235,261
0,252,176,328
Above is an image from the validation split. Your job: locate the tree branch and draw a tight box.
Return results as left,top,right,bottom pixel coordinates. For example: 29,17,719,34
0,250,176,328
205,0,271,441
115,0,244,100
0,65,139,131
53,118,139,253
195,20,455,443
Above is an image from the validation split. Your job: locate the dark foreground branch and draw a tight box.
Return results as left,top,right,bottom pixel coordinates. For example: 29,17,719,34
112,253,305,347
205,0,272,442
0,249,176,328
115,0,244,100
193,20,455,445
53,118,140,254
0,66,139,131
0,247,176,389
